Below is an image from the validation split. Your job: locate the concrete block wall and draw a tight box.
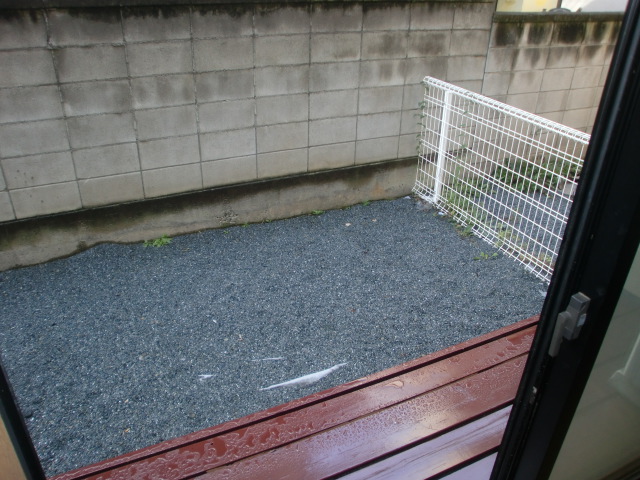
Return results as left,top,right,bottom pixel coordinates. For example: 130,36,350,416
483,13,621,131
0,3,623,224
0,1,499,223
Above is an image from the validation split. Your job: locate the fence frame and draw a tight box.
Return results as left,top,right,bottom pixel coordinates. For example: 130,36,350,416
414,77,591,282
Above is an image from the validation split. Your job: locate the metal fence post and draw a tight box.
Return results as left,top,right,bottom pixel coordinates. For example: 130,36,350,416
433,90,452,203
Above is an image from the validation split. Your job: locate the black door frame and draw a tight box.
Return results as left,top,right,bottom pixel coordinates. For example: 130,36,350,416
492,0,640,478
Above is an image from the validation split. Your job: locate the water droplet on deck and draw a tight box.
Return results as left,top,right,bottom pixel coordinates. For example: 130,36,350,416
385,380,404,389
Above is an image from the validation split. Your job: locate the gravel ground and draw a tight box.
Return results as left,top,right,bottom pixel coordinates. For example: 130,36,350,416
0,196,546,476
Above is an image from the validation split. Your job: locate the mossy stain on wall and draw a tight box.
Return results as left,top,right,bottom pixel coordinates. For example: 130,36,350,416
554,22,586,44
493,22,524,47
122,6,189,19
64,7,120,24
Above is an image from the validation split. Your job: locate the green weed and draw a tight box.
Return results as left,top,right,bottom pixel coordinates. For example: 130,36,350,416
143,234,172,248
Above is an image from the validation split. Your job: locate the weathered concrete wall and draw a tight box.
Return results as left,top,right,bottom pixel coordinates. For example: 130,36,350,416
483,12,621,132
0,1,497,223
0,2,624,270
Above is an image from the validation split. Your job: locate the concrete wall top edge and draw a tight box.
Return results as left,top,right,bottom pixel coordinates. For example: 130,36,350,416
0,0,495,9
493,11,624,24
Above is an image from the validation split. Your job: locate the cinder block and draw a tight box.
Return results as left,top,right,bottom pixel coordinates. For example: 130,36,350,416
552,21,586,46
56,45,127,82
310,90,357,119
200,128,256,161
73,143,140,179
505,92,539,113
0,10,47,49
407,31,450,58
398,133,418,158
363,3,409,31
139,135,200,170
134,105,197,141
67,113,135,148
593,86,604,107
541,68,574,92
446,56,486,82
62,80,131,116
360,59,406,87
485,47,515,73
191,7,254,38
67,113,135,149
562,107,592,130
599,65,610,86
507,70,543,94
0,119,68,157
358,86,403,114
200,99,255,132
256,94,308,126
257,148,307,179
255,66,309,96
79,172,144,208
585,20,618,45
309,116,356,146
453,80,482,93
311,33,361,63
546,46,579,69
202,155,257,188
194,38,254,72
410,2,454,31
357,112,401,140
453,3,494,30
0,86,63,124
450,30,490,56
0,191,15,222
403,83,424,110
254,6,310,35
523,22,553,46
131,75,194,110
567,87,597,110
2,152,75,189
536,90,568,114
122,7,190,42
311,4,362,33
571,66,603,89
539,111,564,123
309,62,360,92
0,49,56,87
355,136,399,164
256,121,308,153
577,45,608,67
10,182,81,219
48,9,122,46
482,72,511,96
362,32,408,60
309,142,355,171
513,47,549,71
400,109,419,135
256,35,309,66
0,168,4,190
142,163,202,198
490,21,524,48
196,69,254,102
128,42,192,77
405,57,447,85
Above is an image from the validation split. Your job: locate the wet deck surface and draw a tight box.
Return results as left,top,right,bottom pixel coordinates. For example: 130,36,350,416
53,316,538,480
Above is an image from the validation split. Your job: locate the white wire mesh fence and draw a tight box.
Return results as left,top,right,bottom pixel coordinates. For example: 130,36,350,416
413,77,591,282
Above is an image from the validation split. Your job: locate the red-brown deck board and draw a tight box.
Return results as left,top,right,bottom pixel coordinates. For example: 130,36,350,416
52,316,538,480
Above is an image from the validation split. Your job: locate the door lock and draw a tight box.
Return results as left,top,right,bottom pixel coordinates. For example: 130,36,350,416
549,292,590,357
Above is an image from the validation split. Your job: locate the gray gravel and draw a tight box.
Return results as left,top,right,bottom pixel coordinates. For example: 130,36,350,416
0,196,546,476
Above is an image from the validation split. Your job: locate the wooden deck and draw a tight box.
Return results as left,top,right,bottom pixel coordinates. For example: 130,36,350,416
52,316,538,480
